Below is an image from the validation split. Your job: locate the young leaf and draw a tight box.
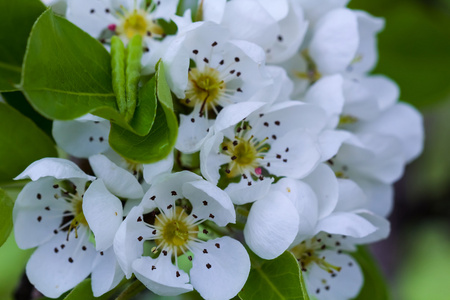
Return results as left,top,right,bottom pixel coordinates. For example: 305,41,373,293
125,35,143,122
351,247,390,300
0,102,57,183
111,36,127,116
109,97,174,163
109,61,177,163
0,0,45,91
239,251,307,300
0,188,13,247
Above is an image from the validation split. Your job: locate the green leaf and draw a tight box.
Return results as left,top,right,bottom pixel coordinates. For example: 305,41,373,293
299,269,310,300
176,0,198,18
351,247,390,300
21,10,158,136
64,278,111,300
2,91,53,137
155,60,174,111
109,61,177,163
0,0,45,91
109,97,174,163
0,102,57,183
239,251,306,300
0,189,13,247
21,9,118,120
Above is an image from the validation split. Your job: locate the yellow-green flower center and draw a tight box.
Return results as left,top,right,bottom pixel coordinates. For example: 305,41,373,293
66,192,88,239
222,135,268,178
117,9,164,39
290,240,342,273
183,67,226,115
154,207,198,255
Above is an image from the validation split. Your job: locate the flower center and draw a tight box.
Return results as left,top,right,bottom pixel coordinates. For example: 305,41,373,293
183,67,226,115
294,50,321,84
290,240,341,273
63,190,88,240
221,135,269,178
154,207,198,255
117,9,163,39
125,159,144,179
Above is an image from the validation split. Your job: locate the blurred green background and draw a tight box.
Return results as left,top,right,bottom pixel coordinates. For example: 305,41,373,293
349,0,450,299
1,0,450,299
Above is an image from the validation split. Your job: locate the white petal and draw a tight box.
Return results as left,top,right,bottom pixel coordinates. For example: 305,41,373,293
356,102,424,162
182,180,235,226
229,39,267,65
303,74,344,127
142,36,175,75
123,198,142,216
318,130,351,161
26,229,96,298
190,237,250,300
305,251,363,300
257,0,289,21
298,0,350,22
150,0,178,20
244,191,299,259
133,255,193,296
315,212,377,238
349,10,385,74
89,154,143,199
83,180,123,251
13,177,71,249
250,65,293,104
251,102,327,140
355,179,393,217
351,134,405,184
303,164,339,219
15,158,95,181
52,119,110,158
265,0,308,63
202,0,227,23
349,211,390,244
200,132,230,185
279,52,310,98
214,102,266,133
91,247,124,297
309,8,359,74
334,179,368,212
176,111,214,154
273,178,319,242
267,129,321,179
221,0,278,50
225,177,273,205
66,0,116,38
342,75,399,121
114,206,154,278
143,151,174,184
163,34,190,99
141,171,202,214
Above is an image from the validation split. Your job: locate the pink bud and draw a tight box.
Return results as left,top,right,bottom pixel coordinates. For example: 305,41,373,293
108,24,117,31
255,167,262,175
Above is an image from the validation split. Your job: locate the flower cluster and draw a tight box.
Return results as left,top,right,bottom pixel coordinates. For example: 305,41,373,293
15,0,423,299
